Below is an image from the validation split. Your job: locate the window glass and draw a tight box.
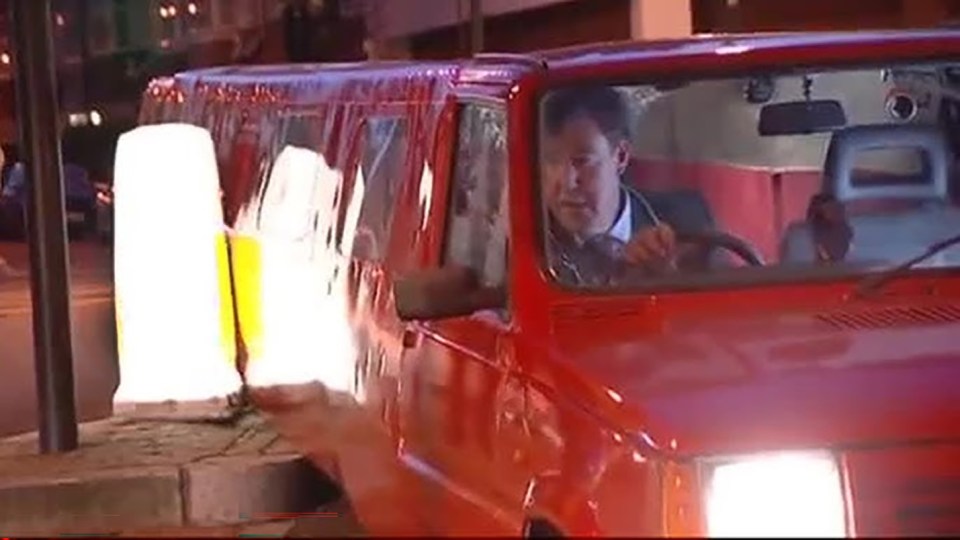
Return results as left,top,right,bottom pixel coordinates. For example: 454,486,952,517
246,112,328,244
349,117,409,261
87,0,116,54
444,104,509,288
536,62,960,292
850,147,929,186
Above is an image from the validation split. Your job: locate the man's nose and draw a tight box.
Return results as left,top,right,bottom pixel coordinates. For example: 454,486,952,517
559,162,580,190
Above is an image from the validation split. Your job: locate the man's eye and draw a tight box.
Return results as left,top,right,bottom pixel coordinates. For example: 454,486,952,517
543,154,565,166
571,155,592,168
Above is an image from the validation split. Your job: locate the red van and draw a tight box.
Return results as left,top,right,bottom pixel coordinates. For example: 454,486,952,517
140,30,960,537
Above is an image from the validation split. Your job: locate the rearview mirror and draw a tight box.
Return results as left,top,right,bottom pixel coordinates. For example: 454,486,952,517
394,266,506,321
758,100,847,136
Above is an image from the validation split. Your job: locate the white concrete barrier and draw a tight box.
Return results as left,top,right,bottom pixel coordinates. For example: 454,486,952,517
235,145,354,393
112,123,242,417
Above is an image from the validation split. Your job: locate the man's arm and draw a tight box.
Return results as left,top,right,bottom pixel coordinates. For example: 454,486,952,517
622,189,719,272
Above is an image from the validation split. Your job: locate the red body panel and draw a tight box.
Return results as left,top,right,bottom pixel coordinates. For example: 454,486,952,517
139,31,960,536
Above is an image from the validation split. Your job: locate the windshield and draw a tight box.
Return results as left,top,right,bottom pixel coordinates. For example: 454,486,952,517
537,61,960,290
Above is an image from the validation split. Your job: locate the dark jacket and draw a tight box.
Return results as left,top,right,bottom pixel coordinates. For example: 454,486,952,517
549,187,718,286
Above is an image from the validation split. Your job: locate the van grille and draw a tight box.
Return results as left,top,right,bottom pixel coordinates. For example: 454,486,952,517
848,446,960,536
816,304,960,331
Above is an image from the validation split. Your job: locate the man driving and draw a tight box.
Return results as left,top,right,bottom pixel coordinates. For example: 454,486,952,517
541,85,715,285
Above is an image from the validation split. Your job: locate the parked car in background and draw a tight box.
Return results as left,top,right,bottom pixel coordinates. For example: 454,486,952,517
93,180,113,244
0,162,99,240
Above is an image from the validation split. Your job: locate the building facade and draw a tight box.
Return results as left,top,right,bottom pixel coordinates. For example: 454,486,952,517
0,0,275,148
1,0,958,152
357,0,960,60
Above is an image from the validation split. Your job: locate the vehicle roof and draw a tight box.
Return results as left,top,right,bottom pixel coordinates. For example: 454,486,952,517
154,29,960,100
535,28,960,68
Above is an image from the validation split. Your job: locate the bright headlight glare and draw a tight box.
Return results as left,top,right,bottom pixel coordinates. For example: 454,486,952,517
704,451,847,538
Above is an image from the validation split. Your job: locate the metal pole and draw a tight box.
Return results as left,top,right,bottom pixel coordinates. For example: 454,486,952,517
77,0,90,106
10,0,79,453
469,0,483,55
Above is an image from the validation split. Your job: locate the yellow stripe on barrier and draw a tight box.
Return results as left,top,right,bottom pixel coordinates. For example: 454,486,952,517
230,233,263,365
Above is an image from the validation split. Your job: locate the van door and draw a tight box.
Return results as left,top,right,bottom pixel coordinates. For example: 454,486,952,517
333,111,435,535
397,101,522,535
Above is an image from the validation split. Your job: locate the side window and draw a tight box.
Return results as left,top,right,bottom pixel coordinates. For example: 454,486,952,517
444,103,508,289
351,117,409,261
255,116,323,242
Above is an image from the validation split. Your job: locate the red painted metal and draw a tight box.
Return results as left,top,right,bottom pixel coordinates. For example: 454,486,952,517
139,30,960,536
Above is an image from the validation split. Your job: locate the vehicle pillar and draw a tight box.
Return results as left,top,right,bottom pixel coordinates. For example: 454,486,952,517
630,0,693,40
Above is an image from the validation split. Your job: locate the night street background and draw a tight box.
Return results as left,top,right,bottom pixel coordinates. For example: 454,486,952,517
0,240,115,437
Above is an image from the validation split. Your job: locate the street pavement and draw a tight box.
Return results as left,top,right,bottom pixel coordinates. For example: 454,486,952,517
0,240,117,438
0,239,367,537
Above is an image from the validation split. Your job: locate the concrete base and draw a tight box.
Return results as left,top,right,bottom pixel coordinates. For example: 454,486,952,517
0,413,334,536
112,395,244,423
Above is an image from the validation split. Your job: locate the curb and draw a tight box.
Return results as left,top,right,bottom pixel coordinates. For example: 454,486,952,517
0,452,333,536
0,257,26,279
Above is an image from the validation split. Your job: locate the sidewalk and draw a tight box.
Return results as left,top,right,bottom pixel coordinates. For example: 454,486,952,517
0,281,113,317
0,412,335,536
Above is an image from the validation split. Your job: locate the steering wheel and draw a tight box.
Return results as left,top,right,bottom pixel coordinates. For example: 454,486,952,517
551,228,764,286
674,229,765,267
583,229,764,281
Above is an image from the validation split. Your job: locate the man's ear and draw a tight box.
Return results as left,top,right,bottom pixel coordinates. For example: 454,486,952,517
614,140,632,175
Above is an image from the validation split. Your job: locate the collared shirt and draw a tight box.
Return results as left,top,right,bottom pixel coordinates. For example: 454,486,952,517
607,189,634,243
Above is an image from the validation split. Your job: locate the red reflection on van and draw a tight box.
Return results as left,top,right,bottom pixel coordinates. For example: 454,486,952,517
140,30,960,537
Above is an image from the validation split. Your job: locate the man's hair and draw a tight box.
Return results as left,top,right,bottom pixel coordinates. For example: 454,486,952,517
543,86,632,143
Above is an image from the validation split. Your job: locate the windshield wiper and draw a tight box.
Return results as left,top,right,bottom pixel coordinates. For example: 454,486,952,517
854,232,960,298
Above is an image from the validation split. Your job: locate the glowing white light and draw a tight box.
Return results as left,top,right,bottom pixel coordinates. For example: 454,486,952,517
705,451,847,538
68,113,87,127
416,165,434,231
716,45,750,55
240,146,355,393
1,53,10,65
112,123,242,407
339,166,366,258
89,110,103,126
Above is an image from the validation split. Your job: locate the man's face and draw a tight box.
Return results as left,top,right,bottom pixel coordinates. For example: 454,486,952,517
542,114,628,241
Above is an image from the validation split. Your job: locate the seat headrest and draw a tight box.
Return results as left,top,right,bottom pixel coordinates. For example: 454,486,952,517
823,124,951,203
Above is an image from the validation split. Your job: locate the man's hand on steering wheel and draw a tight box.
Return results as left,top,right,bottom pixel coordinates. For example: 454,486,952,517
623,223,681,272
576,223,764,286
621,223,766,273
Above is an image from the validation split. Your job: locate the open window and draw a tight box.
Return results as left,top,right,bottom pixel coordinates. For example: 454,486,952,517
443,103,509,290
394,102,509,321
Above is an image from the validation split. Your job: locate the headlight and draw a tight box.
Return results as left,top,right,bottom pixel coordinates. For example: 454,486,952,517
703,451,847,538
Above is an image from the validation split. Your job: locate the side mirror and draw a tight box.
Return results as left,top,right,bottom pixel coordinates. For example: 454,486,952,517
394,265,506,321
